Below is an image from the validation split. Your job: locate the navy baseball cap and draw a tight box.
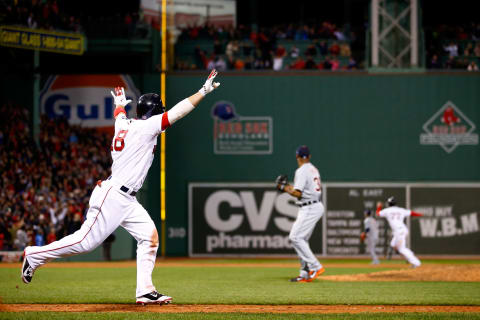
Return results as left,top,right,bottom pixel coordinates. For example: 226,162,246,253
296,145,310,158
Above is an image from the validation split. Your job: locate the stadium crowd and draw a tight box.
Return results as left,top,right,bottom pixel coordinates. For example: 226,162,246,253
174,23,359,71
0,102,111,252
0,0,149,38
426,23,480,70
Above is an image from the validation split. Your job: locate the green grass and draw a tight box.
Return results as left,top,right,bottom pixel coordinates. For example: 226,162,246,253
1,313,480,320
1,260,480,305
167,258,480,265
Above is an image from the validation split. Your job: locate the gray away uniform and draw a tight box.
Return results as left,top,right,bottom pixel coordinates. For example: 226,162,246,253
289,162,324,277
363,216,379,264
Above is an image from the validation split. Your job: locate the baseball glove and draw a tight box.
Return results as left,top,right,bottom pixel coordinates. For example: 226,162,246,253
275,174,288,191
360,232,366,243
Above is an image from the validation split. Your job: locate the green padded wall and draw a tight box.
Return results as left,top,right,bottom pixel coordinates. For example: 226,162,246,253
164,72,480,256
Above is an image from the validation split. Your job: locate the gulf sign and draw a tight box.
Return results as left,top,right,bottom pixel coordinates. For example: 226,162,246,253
40,75,140,128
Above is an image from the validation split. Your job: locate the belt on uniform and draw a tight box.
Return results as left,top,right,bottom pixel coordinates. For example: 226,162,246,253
120,185,137,196
106,176,136,196
298,200,319,207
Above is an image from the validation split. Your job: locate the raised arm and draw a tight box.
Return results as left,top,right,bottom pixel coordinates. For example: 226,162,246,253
166,69,220,126
111,87,132,119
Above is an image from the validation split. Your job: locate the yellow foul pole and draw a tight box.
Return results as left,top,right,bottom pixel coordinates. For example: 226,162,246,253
160,0,167,257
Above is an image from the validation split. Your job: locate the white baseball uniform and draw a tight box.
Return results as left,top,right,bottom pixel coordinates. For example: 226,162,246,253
363,216,379,264
24,97,196,298
378,206,421,267
289,162,324,276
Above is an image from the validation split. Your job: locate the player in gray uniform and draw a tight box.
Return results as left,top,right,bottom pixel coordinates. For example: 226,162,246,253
361,210,379,264
276,145,325,282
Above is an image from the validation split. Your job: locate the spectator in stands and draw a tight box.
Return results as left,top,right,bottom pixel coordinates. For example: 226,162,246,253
175,21,358,71
316,40,328,56
14,226,28,250
193,46,206,69
27,12,38,29
234,59,245,70
289,56,306,70
329,41,340,56
244,56,254,70
35,229,45,246
289,45,300,59
273,45,287,71
46,227,56,244
474,43,480,57
467,61,478,71
457,57,470,69
305,44,317,57
213,39,223,55
214,56,227,71
429,54,442,69
340,43,351,57
295,25,310,40
444,42,458,57
305,55,317,69
323,56,333,70
331,56,340,70
444,55,456,69
226,40,239,61
334,28,347,41
347,56,358,70
463,43,474,56
241,40,254,56
0,102,111,252
206,55,216,71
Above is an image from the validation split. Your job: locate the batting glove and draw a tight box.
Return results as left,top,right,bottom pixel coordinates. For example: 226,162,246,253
110,87,132,107
198,69,221,96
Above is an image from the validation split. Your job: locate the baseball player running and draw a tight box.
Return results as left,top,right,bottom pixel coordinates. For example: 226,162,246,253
276,145,325,282
376,196,422,268
21,70,221,305
361,210,379,264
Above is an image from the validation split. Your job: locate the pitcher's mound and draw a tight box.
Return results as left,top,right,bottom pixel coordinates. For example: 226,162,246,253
323,265,480,282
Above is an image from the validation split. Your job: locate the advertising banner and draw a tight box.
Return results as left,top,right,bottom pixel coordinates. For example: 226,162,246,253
141,0,236,29
410,185,480,254
40,75,140,129
189,183,323,256
325,184,406,256
211,101,273,155
188,182,480,256
0,25,85,55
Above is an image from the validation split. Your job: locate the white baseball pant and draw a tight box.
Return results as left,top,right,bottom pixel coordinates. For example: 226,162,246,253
390,229,421,267
24,179,159,297
366,235,379,264
289,202,323,275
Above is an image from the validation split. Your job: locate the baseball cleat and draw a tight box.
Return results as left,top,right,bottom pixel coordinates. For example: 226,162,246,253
21,251,35,284
136,291,172,305
306,267,325,282
290,276,309,283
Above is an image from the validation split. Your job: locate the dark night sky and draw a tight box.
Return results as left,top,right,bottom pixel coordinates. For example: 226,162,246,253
62,0,480,28
236,0,480,28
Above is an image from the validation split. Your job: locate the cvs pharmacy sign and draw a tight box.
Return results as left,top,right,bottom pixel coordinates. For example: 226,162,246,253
188,183,323,256
40,75,140,128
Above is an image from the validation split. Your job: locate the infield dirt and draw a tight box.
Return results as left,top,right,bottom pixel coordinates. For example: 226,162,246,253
1,304,480,314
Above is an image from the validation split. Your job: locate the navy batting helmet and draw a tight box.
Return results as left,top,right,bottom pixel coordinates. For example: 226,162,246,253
387,196,396,207
136,93,165,120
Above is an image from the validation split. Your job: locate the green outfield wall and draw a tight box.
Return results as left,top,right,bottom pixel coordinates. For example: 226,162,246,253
165,72,480,256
